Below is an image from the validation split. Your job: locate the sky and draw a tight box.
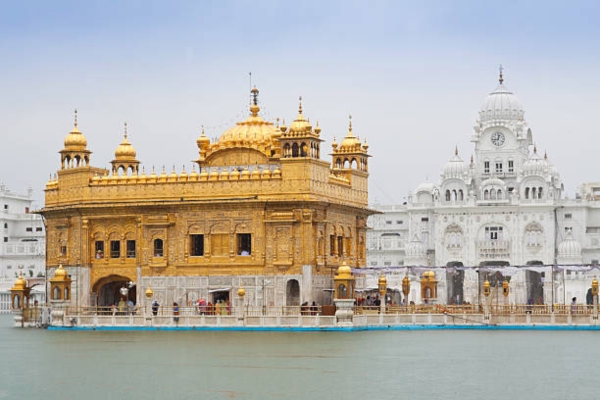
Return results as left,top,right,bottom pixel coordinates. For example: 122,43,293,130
1,0,600,207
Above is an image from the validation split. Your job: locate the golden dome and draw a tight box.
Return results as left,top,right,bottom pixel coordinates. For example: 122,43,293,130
214,87,278,149
336,262,352,278
338,115,361,151
314,121,321,135
288,97,313,133
196,126,210,149
13,273,26,290
64,110,88,150
114,123,137,160
55,264,67,279
423,270,435,280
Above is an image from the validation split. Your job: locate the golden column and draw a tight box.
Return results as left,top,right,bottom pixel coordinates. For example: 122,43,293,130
378,275,387,314
402,274,410,306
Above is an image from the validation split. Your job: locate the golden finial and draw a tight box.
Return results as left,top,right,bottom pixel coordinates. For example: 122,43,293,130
251,86,259,105
544,151,547,160
201,125,205,136
275,117,280,128
455,146,458,156
499,64,504,84
533,144,537,154
349,115,353,132
298,96,303,114
124,122,128,139
74,109,78,127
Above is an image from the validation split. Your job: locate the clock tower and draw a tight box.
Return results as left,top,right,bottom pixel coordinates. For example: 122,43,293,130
470,68,533,193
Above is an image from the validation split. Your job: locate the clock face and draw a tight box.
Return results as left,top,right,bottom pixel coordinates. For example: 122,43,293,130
491,131,505,146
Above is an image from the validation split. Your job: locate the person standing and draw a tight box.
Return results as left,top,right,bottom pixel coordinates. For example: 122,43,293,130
152,300,159,316
173,302,180,323
571,297,577,314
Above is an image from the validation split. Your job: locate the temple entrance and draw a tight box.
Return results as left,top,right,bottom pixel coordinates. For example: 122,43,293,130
93,275,136,308
446,262,464,304
526,261,544,304
286,279,300,306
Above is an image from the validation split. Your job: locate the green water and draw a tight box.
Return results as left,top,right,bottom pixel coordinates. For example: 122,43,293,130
0,314,595,400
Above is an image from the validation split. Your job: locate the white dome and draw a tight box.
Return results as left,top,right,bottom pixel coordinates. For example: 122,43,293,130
479,82,525,123
558,231,582,258
443,150,468,179
406,235,426,258
416,181,435,193
522,148,550,177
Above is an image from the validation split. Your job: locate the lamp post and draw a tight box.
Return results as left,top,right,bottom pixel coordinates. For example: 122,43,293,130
145,286,154,317
483,275,491,320
378,275,387,314
237,286,246,321
402,273,410,308
592,276,598,319
502,278,510,310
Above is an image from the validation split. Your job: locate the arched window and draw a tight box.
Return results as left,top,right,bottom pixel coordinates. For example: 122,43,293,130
532,187,537,199
484,189,489,200
525,187,530,199
445,190,451,201
154,239,164,257
292,143,299,157
53,286,61,300
538,187,543,199
458,190,464,201
497,189,502,199
300,142,308,157
13,295,20,309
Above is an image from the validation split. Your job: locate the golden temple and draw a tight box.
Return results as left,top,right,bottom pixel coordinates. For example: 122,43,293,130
39,88,373,309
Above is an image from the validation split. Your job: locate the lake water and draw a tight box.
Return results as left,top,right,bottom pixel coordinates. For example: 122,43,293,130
0,314,595,400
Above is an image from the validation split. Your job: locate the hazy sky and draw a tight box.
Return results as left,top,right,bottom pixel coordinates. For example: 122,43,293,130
1,1,600,207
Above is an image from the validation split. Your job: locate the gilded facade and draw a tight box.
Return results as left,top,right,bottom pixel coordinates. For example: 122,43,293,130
40,88,373,308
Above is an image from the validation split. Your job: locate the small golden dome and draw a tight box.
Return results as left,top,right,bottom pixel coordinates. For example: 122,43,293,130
423,270,435,280
114,124,137,160
378,275,387,286
169,166,178,181
337,262,352,277
288,96,313,133
196,126,210,148
13,273,27,289
55,264,67,279
314,121,321,135
64,110,88,150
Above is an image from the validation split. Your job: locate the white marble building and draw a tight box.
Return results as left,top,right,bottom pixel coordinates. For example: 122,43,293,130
0,183,46,312
366,71,600,306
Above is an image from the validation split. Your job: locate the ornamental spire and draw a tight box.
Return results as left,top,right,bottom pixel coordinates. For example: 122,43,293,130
74,109,78,127
124,122,128,140
499,64,504,84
